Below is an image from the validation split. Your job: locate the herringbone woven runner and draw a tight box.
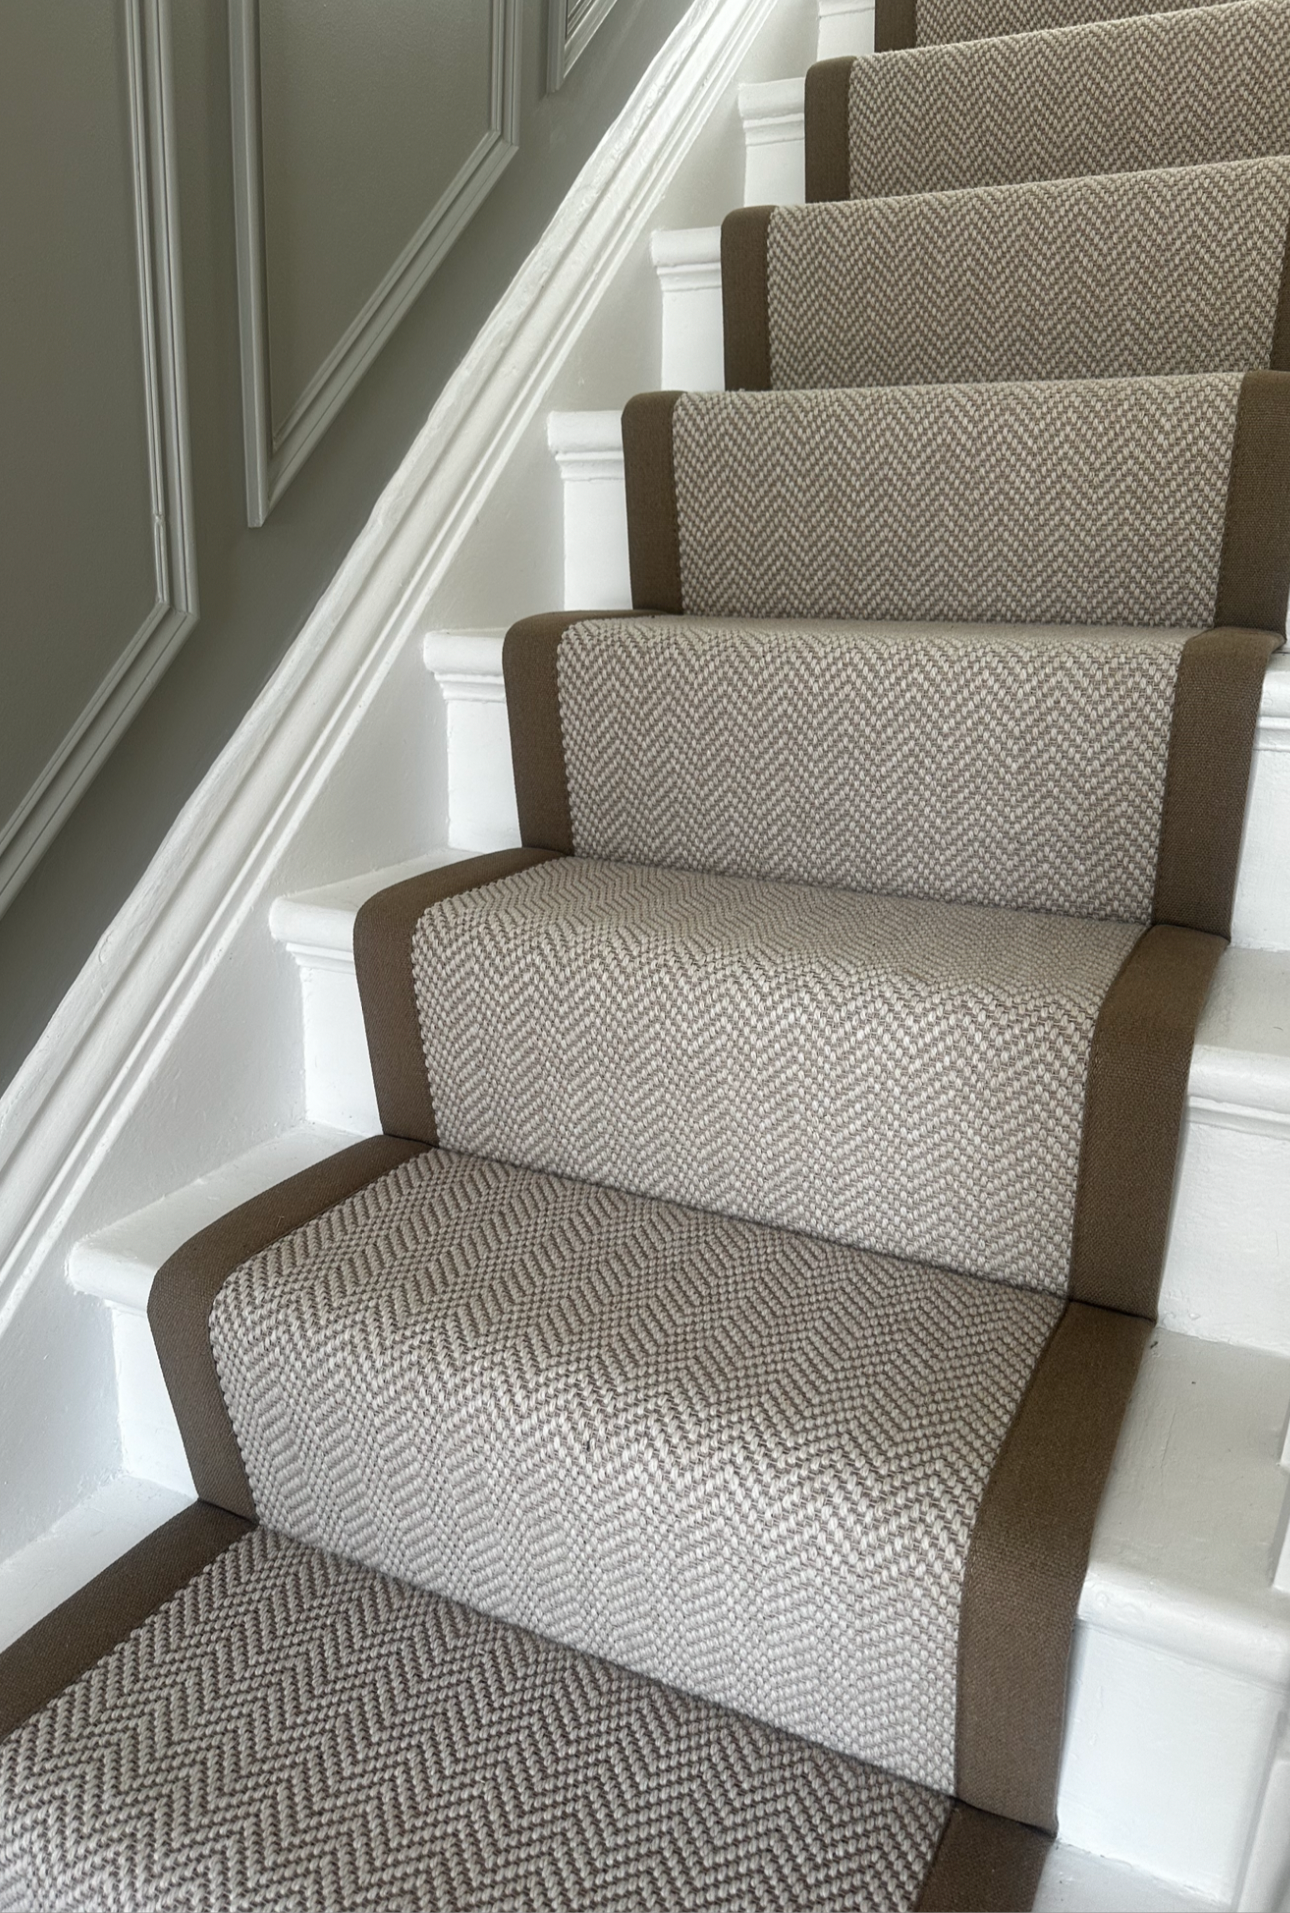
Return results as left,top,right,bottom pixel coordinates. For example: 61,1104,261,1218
917,0,1234,46
558,617,1192,919
845,0,1290,200
0,1526,952,1911
410,863,1139,1289
670,378,1238,626
764,161,1290,389
209,1150,1061,1789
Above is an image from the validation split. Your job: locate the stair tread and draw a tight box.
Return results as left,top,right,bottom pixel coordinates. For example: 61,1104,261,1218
910,0,1232,46
68,1123,360,1311
736,158,1290,391
415,857,1138,1291
0,1523,990,1910
209,1144,1066,1794
833,0,1290,202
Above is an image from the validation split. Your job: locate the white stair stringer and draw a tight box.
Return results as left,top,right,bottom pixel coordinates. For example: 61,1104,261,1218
66,1123,362,1494
61,1103,1290,1907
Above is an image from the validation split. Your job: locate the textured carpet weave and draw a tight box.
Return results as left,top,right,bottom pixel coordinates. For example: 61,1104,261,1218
559,617,1192,920
766,162,1290,389
846,1,1290,199
410,860,1140,1289
208,1151,1061,1791
670,377,1238,627
915,0,1231,46
0,1526,954,1912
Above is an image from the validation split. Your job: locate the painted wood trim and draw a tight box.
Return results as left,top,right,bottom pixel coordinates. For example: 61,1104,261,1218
0,0,784,1333
0,0,198,923
547,0,623,92
230,0,522,527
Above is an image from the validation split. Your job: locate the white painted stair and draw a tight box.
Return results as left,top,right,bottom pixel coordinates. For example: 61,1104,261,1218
4,0,1288,1903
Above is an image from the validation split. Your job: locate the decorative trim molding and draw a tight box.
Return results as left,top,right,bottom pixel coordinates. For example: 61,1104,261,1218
0,0,197,924
230,0,522,527
0,0,782,1338
547,0,622,92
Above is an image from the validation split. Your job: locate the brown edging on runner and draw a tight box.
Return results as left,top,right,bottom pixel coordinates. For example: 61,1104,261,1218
804,59,854,202
1271,217,1290,369
149,1135,428,1517
918,1804,1051,1913
354,849,562,1142
0,1503,251,1741
876,0,919,51
1215,369,1290,632
956,1302,1151,1832
722,208,774,390
1153,626,1283,938
622,392,683,612
1069,925,1225,1319
504,611,645,852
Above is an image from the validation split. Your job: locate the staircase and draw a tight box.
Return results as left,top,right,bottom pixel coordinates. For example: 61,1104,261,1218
3,0,1290,1907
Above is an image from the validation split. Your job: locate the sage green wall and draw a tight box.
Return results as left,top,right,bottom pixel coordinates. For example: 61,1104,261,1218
0,0,689,1095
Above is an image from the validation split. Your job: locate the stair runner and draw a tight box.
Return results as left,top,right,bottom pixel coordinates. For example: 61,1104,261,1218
4,3,1289,1909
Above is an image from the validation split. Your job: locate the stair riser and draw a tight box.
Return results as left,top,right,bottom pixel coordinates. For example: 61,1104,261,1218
816,0,874,58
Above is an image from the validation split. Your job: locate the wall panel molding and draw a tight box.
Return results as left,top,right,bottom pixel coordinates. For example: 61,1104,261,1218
548,0,623,91
0,0,198,923
230,0,521,527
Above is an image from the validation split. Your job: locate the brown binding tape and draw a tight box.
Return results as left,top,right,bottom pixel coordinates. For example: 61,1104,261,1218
918,1804,1051,1913
804,59,854,202
1214,369,1290,633
504,610,645,854
622,392,683,612
0,1502,252,1740
1153,626,1283,939
875,0,919,51
1068,924,1224,1319
353,848,562,1143
504,613,579,854
1271,217,1290,370
956,1302,1151,1832
149,1135,428,1517
722,207,774,391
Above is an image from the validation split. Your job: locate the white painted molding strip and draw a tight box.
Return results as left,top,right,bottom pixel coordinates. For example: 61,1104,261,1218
0,0,784,1335
0,0,198,925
